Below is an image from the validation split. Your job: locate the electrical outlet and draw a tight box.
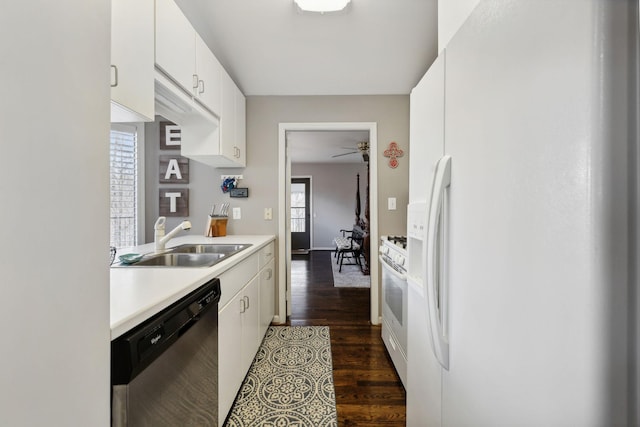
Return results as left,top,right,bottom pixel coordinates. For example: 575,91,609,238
264,208,273,220
388,197,397,210
232,207,241,219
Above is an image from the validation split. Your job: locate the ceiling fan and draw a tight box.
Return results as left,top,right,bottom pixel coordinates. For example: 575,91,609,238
331,141,369,161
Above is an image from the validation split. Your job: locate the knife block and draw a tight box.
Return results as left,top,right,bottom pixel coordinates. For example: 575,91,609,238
205,217,228,237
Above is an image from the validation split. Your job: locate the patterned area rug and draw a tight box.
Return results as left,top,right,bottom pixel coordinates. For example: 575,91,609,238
224,326,338,427
331,255,370,288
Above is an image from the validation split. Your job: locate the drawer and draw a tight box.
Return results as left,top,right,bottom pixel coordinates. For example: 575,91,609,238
218,252,259,309
382,318,407,388
259,241,275,268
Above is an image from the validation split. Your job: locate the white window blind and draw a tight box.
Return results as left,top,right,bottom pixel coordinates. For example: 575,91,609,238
110,125,138,248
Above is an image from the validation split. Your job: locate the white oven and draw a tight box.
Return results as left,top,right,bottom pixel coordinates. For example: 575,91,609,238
379,236,408,387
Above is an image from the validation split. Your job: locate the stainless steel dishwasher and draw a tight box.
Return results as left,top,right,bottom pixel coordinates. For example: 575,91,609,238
111,278,220,426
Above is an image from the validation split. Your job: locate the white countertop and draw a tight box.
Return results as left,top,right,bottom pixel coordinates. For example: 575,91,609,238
110,235,275,340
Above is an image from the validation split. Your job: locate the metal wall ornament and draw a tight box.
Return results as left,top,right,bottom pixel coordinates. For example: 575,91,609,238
383,141,404,168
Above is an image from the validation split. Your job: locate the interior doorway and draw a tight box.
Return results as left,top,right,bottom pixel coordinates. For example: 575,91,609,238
277,122,380,325
291,177,311,254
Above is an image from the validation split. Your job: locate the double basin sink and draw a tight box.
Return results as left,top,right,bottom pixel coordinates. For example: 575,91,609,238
117,243,251,268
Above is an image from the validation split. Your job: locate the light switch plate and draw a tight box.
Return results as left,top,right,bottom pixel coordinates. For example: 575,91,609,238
388,197,397,210
232,207,241,219
264,207,273,220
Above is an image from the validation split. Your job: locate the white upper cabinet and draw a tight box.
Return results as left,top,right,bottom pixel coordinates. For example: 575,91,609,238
155,0,197,98
110,0,154,122
155,0,223,118
195,34,222,115
235,85,247,166
155,0,246,167
220,72,247,167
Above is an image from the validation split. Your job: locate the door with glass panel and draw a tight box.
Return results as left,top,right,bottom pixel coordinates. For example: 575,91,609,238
291,177,311,252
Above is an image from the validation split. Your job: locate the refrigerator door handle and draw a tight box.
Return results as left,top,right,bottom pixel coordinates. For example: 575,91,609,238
426,155,451,370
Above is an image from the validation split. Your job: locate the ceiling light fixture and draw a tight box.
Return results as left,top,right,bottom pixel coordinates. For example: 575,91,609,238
294,0,351,13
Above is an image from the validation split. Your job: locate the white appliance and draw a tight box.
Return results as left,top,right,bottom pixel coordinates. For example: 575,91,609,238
406,1,636,426
379,235,408,387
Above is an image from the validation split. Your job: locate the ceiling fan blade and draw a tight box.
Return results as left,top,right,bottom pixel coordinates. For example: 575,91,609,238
331,151,358,158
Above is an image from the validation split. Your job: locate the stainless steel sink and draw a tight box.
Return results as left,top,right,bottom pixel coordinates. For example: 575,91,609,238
168,243,251,256
130,252,226,267
113,243,252,267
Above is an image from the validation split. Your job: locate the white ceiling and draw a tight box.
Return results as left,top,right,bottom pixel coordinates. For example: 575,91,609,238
173,0,438,163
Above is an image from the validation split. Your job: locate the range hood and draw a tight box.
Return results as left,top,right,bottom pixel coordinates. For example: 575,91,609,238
154,70,219,129
154,70,221,165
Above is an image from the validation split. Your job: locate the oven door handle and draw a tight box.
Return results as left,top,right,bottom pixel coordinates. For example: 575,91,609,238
379,255,407,281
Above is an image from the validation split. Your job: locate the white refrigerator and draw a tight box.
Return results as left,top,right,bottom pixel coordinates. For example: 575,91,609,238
406,1,637,426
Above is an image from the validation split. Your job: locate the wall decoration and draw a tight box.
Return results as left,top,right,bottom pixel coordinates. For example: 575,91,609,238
159,155,189,184
159,188,189,216
221,175,244,193
159,120,181,150
383,141,404,169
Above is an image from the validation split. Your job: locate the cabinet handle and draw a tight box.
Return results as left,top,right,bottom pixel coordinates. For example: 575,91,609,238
240,298,246,313
267,268,273,280
110,65,118,88
244,295,250,310
193,74,199,89
199,79,205,94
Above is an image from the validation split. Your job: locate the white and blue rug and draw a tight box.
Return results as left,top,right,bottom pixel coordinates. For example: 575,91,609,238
224,326,338,427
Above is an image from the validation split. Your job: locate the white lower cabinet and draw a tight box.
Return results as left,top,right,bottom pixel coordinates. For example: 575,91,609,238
218,293,243,424
219,277,259,425
240,276,261,373
218,242,275,425
260,258,275,336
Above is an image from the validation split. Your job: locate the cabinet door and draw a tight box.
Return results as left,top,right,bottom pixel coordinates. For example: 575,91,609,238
155,0,196,95
218,294,244,425
234,87,246,166
241,276,261,374
260,259,275,337
195,34,222,116
110,0,154,122
220,71,237,161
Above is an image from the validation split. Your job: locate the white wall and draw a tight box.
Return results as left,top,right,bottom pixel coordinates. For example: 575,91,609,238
291,163,368,249
144,96,410,249
0,1,111,426
247,95,410,240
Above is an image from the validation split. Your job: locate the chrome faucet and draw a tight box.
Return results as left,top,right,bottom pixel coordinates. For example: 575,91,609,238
154,217,192,253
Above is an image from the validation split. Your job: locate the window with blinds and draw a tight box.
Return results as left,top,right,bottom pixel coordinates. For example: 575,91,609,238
110,125,138,248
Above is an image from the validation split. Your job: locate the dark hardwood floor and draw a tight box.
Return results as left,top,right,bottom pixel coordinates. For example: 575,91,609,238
285,251,406,426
